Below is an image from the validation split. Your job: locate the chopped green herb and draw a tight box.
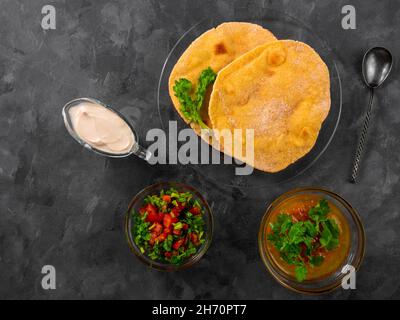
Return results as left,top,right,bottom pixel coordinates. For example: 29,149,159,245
308,199,330,228
267,199,340,282
310,255,324,267
173,67,217,129
295,264,307,282
173,222,183,230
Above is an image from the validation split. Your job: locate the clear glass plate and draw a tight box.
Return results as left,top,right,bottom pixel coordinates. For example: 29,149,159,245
157,9,342,188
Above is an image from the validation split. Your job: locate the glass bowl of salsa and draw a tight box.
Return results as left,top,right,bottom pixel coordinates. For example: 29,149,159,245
258,187,365,294
125,182,213,271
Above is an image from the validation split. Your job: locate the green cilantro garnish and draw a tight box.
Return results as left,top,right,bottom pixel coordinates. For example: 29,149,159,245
173,67,217,129
295,264,307,282
267,199,340,282
162,235,173,252
132,211,151,253
181,213,205,234
308,199,330,228
143,194,166,208
173,222,183,230
309,255,324,267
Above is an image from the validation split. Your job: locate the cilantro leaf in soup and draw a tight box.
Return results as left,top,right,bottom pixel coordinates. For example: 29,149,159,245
326,218,340,238
267,198,341,282
308,198,330,227
288,222,306,244
295,264,307,282
319,221,332,248
310,255,324,267
304,220,318,238
320,219,340,250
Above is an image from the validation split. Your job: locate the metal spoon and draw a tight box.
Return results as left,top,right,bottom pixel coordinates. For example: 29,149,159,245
350,47,393,183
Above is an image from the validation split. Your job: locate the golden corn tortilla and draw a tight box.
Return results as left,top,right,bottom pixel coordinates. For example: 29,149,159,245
209,40,331,173
168,22,277,135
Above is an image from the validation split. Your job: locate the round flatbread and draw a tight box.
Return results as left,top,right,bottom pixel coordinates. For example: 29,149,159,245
209,40,331,172
168,22,277,135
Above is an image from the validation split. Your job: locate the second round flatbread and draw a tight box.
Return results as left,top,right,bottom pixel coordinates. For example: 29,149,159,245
209,40,331,173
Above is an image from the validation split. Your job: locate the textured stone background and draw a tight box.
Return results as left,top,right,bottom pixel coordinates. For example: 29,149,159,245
0,0,399,299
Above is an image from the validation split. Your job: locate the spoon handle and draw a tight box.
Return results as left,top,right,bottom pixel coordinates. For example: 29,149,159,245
350,88,375,183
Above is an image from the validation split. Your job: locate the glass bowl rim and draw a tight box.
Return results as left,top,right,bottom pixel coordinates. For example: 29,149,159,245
125,181,214,271
258,186,366,295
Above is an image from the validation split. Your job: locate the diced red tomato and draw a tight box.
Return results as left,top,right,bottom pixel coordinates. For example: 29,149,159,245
163,226,172,235
315,245,326,255
163,214,172,228
173,229,182,236
149,232,158,246
171,207,181,217
172,238,185,250
176,202,186,211
182,223,189,230
164,251,172,258
146,211,161,223
165,213,178,225
144,204,162,223
190,232,199,245
300,243,308,259
293,208,308,222
163,231,170,239
153,222,163,235
145,204,158,215
155,233,166,243
162,195,171,203
189,207,201,215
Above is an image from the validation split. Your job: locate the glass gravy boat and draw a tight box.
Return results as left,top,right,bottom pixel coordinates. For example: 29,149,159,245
62,97,151,161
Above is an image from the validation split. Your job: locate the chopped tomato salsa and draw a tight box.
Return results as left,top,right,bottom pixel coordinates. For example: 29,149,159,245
132,188,206,264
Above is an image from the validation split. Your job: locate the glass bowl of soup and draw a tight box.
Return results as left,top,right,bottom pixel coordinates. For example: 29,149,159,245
258,187,365,294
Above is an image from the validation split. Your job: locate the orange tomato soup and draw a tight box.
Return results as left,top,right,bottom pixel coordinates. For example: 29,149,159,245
266,194,351,281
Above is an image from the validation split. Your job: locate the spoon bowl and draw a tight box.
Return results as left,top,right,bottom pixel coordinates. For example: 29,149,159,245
362,47,393,88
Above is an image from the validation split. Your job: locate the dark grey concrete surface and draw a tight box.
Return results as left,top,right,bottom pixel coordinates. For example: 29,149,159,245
0,0,399,299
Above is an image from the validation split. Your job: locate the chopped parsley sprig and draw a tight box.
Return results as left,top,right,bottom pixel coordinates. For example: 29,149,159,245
173,67,217,130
